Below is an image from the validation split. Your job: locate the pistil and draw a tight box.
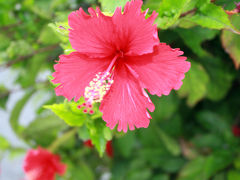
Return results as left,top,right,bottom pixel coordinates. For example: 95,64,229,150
78,54,119,113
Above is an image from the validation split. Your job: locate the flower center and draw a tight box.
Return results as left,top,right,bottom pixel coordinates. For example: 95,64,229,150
82,54,119,108
84,71,113,104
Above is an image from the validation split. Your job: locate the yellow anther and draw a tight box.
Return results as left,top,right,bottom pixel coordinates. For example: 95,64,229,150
84,71,113,104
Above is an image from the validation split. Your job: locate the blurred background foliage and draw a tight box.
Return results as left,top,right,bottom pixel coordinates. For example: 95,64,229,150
0,0,240,179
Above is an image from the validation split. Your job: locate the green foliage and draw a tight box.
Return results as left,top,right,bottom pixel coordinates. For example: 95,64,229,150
228,170,240,180
0,85,9,109
0,136,10,150
10,90,35,136
115,131,136,158
99,0,129,12
156,0,191,29
151,92,180,121
6,40,34,59
154,126,181,156
175,27,218,57
221,15,240,69
22,114,67,146
178,151,234,180
45,101,87,126
38,25,60,45
17,53,48,88
178,61,209,106
86,117,112,156
185,2,239,33
202,56,235,101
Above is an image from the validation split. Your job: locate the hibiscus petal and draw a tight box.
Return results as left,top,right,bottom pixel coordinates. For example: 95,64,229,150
100,63,155,133
126,43,191,96
68,7,115,57
112,0,159,56
52,52,110,101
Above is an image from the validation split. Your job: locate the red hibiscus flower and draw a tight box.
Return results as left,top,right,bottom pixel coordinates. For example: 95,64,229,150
23,147,66,180
84,139,94,148
52,0,190,132
232,125,240,137
106,141,114,158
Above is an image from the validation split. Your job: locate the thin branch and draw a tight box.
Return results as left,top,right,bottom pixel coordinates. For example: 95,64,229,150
48,128,78,153
180,8,197,18
0,44,59,68
0,21,22,31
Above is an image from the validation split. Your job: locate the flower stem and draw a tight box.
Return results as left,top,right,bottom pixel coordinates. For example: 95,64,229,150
48,127,78,153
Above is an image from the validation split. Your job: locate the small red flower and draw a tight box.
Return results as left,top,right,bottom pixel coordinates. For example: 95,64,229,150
52,0,190,132
232,125,240,137
106,141,114,158
23,147,66,180
84,139,94,148
84,139,113,157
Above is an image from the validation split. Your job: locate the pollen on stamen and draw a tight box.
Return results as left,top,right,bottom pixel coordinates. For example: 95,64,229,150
84,72,113,105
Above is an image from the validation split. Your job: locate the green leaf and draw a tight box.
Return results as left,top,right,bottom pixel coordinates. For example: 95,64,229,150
78,125,91,141
151,92,180,121
215,0,237,10
26,0,52,19
228,171,240,180
0,135,10,150
17,53,47,88
45,100,87,126
127,159,152,180
10,89,35,136
38,25,60,45
204,151,234,178
22,114,67,146
196,111,230,134
201,57,235,101
185,2,240,34
159,115,183,137
192,133,223,150
99,0,129,13
49,22,74,54
9,148,26,159
0,51,8,64
178,61,209,106
66,161,95,180
178,152,233,180
156,0,191,29
178,157,206,180
86,118,112,157
115,131,136,158
153,174,169,180
234,156,240,170
175,27,218,57
88,124,107,155
0,85,9,109
143,0,163,11
161,157,185,173
221,15,240,69
48,22,69,42
0,34,10,50
213,173,225,180
155,126,181,156
6,40,34,59
196,111,235,144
